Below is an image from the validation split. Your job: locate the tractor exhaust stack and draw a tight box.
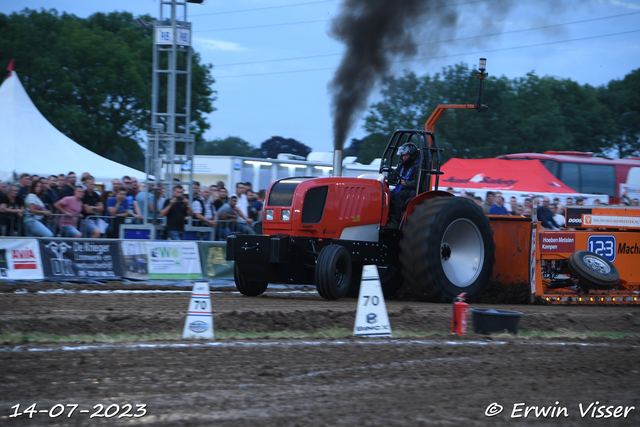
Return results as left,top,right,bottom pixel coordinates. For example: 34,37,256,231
333,149,343,177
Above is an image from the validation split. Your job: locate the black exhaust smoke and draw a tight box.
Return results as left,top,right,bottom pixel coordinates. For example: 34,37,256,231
328,0,451,152
328,0,531,153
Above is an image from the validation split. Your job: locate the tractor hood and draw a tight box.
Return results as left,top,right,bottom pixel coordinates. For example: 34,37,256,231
262,176,388,241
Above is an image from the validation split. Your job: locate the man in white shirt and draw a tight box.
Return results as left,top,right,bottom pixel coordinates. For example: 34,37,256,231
552,203,566,228
232,182,253,228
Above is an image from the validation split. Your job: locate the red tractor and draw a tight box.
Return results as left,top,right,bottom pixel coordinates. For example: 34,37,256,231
227,60,495,302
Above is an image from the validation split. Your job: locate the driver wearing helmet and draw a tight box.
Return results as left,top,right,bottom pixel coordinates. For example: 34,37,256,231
388,142,419,227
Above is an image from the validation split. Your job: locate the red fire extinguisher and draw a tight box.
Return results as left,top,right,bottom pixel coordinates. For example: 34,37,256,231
451,293,468,336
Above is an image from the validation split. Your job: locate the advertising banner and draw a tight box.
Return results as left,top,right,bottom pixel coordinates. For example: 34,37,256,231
539,233,576,253
198,242,234,280
145,241,202,279
0,238,45,280
121,241,149,280
39,239,123,280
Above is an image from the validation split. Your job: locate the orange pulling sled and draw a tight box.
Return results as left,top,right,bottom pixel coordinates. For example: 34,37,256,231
490,206,640,304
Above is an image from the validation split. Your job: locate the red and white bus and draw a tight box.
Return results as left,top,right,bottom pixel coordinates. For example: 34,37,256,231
497,151,640,204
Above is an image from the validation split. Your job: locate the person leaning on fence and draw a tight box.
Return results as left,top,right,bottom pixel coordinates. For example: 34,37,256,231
0,184,25,236
106,187,136,238
82,176,105,238
54,185,85,238
24,180,53,237
217,195,254,235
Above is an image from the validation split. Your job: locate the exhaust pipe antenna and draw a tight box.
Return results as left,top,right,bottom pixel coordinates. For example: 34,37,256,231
333,149,343,177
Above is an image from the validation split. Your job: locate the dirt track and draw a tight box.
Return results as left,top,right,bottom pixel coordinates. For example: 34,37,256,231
2,281,640,426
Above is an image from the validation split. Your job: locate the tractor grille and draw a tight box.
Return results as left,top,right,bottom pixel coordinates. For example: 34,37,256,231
338,185,365,220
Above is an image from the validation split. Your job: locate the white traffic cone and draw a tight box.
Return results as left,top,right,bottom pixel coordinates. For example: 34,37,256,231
182,281,214,339
354,265,392,337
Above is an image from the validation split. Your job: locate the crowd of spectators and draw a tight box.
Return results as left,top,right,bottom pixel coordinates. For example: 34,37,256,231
0,172,266,241
445,187,639,231
1,171,636,238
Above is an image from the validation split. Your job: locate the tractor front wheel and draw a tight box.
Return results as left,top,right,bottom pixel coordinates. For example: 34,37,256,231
316,245,352,300
234,262,268,296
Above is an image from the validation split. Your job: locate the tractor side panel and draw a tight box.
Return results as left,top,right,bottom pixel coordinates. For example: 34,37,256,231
489,216,532,286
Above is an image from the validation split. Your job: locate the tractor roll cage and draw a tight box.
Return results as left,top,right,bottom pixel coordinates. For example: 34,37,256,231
379,129,444,194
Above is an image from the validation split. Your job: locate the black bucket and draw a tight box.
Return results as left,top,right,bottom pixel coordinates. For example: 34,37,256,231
470,308,524,335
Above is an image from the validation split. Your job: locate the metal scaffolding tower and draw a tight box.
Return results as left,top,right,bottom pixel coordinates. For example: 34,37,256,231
145,0,198,232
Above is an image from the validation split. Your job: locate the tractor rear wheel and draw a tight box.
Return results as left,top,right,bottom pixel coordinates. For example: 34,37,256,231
234,262,268,296
400,197,495,302
346,262,363,298
378,264,404,299
316,245,352,300
345,263,402,298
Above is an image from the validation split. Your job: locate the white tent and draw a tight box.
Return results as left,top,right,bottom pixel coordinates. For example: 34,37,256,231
0,71,143,185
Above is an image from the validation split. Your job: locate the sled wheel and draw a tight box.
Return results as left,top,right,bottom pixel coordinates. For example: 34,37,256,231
378,264,404,299
346,262,363,298
234,262,268,296
400,197,495,302
316,245,352,300
568,250,619,290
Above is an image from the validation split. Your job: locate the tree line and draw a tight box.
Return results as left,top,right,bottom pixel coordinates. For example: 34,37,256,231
347,63,640,164
1,10,638,169
0,9,215,170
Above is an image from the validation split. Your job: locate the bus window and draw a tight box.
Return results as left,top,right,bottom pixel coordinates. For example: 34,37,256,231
560,162,580,192
540,160,559,177
581,164,615,197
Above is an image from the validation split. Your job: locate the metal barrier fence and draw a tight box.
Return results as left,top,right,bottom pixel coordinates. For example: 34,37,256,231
1,212,261,240
81,214,117,238
0,210,24,236
1,211,71,237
